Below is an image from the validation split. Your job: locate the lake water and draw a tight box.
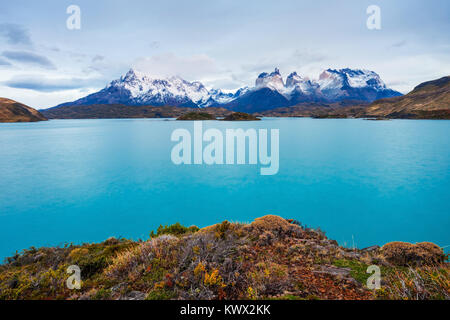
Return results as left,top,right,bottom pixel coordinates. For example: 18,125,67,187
0,118,449,260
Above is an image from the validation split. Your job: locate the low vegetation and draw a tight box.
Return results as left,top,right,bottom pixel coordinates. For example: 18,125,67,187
177,112,217,120
222,112,261,121
0,215,448,300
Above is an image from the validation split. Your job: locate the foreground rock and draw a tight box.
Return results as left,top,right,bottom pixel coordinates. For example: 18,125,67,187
0,215,447,300
0,98,47,123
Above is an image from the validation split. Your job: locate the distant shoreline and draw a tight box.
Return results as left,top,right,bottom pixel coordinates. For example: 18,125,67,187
38,104,450,121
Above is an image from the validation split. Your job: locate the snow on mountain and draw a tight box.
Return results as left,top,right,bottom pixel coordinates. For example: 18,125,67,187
251,67,398,101
114,69,255,107
255,68,286,92
54,67,401,110
234,86,250,97
224,68,402,112
319,69,386,90
111,69,211,106
317,68,401,101
285,72,320,95
208,89,235,105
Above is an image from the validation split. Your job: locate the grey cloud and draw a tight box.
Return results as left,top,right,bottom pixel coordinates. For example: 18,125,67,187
241,63,277,74
292,49,327,64
391,40,407,48
149,41,160,49
0,23,32,45
241,49,328,75
92,55,105,63
0,58,11,66
3,75,104,92
2,51,55,69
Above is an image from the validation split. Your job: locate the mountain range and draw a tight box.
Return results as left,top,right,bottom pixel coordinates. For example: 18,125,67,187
52,68,402,113
3,74,448,121
257,75,450,119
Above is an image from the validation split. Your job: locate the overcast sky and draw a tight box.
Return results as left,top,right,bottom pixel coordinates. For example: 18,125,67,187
0,0,449,109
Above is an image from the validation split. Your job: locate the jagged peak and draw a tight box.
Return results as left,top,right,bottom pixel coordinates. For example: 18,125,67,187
122,68,148,80
286,72,303,88
318,68,388,91
270,68,281,76
255,68,285,91
258,68,281,79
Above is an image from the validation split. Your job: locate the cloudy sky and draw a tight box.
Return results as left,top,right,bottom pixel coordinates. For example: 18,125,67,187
0,0,449,109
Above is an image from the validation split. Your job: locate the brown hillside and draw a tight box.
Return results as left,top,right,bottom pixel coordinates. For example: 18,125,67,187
364,76,450,119
0,98,47,123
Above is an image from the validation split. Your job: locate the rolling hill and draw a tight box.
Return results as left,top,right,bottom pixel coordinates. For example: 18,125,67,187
0,98,47,123
364,76,450,119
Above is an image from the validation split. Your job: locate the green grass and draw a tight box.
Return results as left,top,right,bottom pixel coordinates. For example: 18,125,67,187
333,259,371,285
146,288,177,300
333,258,403,287
150,223,199,238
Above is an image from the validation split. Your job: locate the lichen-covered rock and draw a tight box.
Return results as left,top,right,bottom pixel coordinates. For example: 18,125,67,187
313,266,351,278
119,291,147,300
381,242,445,266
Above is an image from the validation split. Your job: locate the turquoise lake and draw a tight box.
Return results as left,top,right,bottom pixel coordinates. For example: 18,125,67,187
0,118,449,260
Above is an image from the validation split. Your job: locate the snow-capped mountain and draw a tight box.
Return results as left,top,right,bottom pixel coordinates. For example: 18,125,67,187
225,68,402,112
116,69,211,106
286,72,318,94
55,69,237,108
255,68,285,92
54,68,401,112
316,68,400,102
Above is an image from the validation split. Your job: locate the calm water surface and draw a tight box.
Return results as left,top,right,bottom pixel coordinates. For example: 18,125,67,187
0,118,449,259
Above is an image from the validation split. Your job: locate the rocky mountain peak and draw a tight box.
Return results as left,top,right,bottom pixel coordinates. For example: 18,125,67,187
255,68,285,91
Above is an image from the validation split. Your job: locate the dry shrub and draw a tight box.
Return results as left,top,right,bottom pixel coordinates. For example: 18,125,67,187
198,221,244,238
198,224,220,234
381,242,445,266
105,235,178,279
380,266,450,300
175,231,248,299
248,260,290,298
69,248,89,260
245,215,304,240
249,215,293,232
258,231,275,246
